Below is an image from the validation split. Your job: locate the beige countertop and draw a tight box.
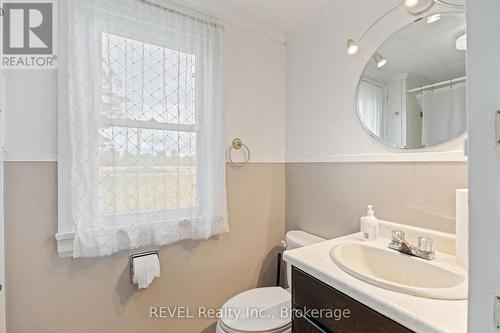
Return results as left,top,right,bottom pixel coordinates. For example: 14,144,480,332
283,233,467,333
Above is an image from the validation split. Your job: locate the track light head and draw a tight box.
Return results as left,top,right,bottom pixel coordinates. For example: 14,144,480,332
404,0,435,15
373,52,387,68
347,39,359,55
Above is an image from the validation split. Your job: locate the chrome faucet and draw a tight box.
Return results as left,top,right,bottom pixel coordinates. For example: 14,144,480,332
388,230,435,261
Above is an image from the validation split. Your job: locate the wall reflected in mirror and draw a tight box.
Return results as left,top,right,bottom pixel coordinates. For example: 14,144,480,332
356,12,466,149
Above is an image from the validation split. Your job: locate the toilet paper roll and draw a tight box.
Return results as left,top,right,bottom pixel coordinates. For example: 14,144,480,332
456,189,468,270
132,254,160,290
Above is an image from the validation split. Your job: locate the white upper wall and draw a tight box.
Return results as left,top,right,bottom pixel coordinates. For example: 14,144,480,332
4,0,468,164
4,70,58,161
286,0,467,162
225,26,286,162
4,23,286,163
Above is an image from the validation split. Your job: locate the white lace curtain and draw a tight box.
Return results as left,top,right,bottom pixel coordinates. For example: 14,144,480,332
358,80,384,136
62,0,227,257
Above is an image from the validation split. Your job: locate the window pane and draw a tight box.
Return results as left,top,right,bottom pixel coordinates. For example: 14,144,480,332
98,127,197,215
101,32,196,125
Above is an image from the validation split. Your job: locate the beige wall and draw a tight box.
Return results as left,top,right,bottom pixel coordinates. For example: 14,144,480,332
4,162,285,333
4,160,467,333
286,162,468,238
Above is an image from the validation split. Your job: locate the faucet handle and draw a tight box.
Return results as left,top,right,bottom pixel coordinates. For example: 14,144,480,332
417,236,433,253
391,230,406,242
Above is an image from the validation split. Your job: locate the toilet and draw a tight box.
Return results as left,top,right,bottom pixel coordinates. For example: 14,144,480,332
216,231,325,333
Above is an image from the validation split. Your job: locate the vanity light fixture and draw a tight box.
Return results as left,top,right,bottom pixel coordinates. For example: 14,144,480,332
346,0,464,55
345,2,401,55
373,52,387,68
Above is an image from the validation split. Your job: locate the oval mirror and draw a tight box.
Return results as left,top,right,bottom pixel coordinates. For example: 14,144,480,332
356,12,466,149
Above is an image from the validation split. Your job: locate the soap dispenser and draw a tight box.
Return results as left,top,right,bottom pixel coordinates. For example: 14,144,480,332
360,205,378,241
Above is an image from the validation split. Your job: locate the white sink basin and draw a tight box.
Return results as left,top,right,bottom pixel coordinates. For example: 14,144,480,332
330,241,467,300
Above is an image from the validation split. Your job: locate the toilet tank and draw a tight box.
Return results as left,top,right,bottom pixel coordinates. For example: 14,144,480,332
284,230,325,288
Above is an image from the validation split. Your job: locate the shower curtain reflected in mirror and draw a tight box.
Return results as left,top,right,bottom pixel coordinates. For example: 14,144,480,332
416,83,467,146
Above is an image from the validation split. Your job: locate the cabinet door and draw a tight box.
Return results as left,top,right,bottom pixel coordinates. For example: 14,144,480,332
292,315,328,333
292,267,414,333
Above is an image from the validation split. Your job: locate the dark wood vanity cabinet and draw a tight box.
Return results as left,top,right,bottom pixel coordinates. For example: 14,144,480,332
291,267,415,333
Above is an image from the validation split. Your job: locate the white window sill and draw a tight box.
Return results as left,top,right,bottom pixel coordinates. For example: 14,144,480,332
55,232,75,258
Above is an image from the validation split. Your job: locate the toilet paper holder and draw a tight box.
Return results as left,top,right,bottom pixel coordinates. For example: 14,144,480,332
129,249,159,283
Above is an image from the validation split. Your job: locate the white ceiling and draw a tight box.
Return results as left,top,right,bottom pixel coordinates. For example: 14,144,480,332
211,0,466,39
172,0,465,43
213,0,337,33
172,0,343,41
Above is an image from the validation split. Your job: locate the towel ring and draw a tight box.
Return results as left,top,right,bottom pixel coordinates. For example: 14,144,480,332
228,138,250,168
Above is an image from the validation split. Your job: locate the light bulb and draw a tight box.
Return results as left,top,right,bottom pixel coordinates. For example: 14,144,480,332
347,39,359,55
377,58,387,68
426,14,441,24
373,52,387,68
405,0,434,15
404,0,420,8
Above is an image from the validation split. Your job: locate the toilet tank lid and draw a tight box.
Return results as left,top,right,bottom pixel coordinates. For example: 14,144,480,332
285,230,325,250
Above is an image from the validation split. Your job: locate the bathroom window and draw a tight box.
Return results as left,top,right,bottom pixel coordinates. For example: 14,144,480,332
57,0,228,258
98,33,198,217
